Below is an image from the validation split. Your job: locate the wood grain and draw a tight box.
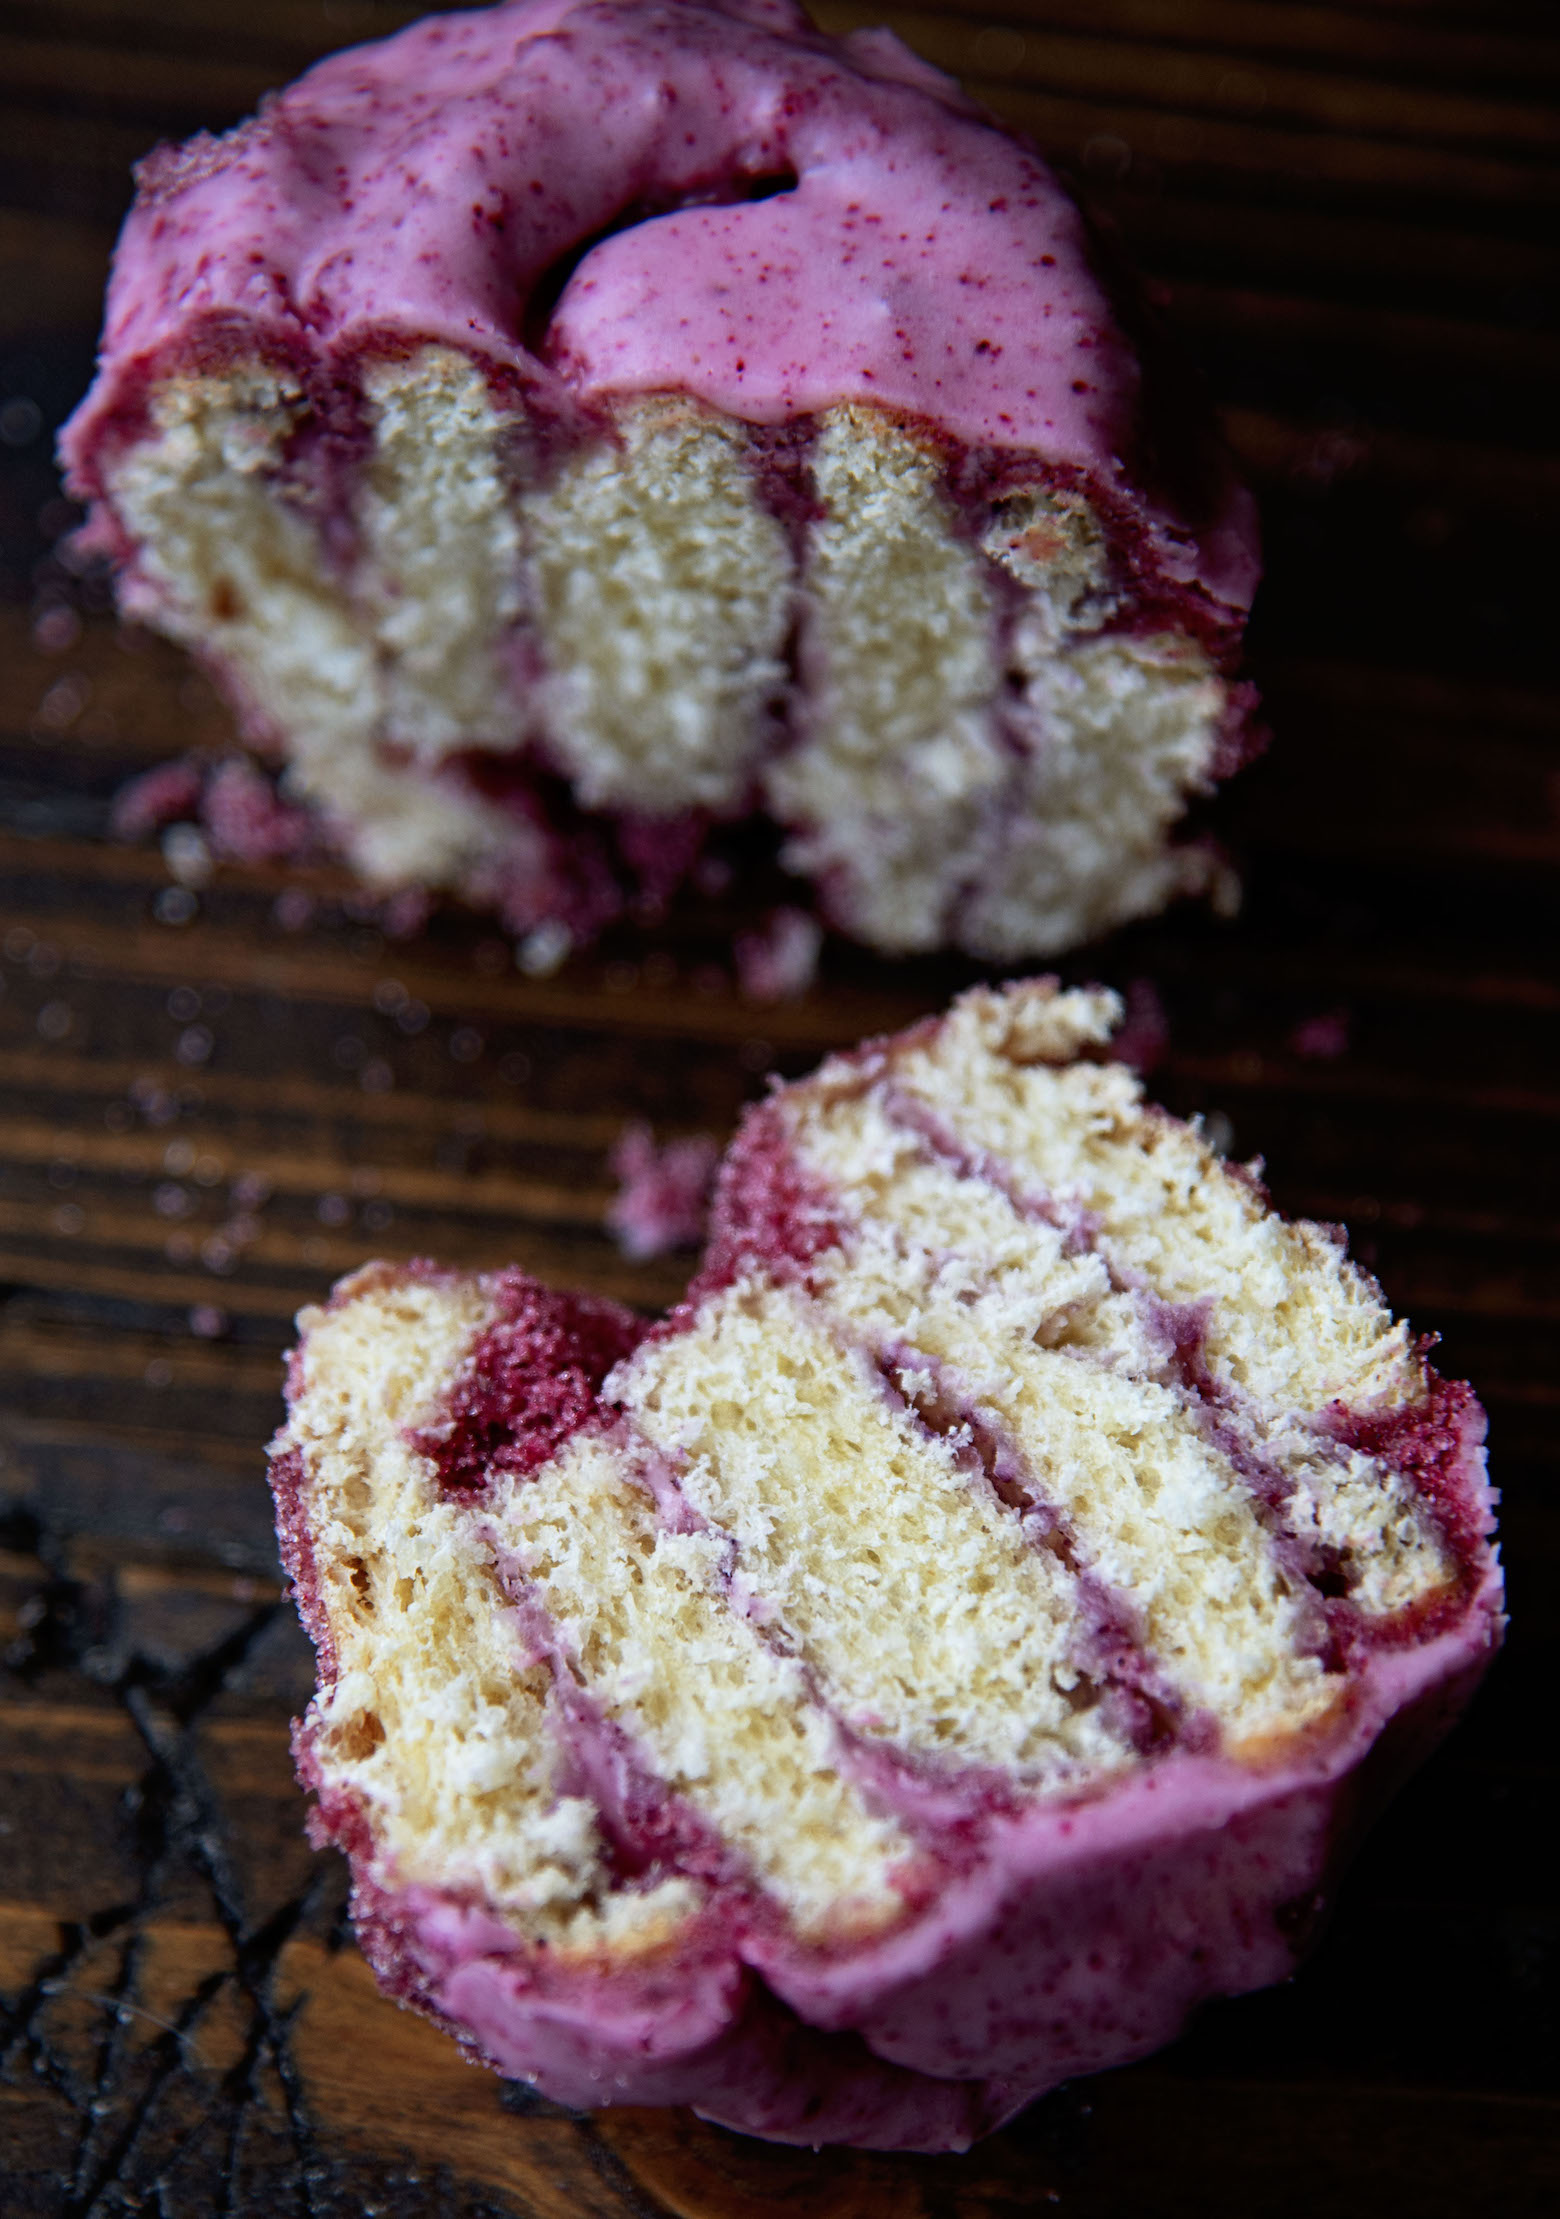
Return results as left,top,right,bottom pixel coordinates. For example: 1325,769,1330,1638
2,1,1557,2212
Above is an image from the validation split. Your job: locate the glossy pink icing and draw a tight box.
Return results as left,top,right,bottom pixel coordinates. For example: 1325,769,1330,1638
62,0,1257,616
326,1589,1497,2150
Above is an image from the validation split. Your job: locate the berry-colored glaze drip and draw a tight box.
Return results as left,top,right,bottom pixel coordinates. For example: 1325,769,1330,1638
409,1269,646,1497
61,0,1257,620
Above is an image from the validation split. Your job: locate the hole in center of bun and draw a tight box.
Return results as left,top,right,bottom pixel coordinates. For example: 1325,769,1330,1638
521,168,801,361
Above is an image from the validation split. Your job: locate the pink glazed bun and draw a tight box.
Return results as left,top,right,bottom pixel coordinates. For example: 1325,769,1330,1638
65,0,1258,960
269,981,1501,2149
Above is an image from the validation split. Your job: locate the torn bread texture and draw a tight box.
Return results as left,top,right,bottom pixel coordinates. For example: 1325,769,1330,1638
99,352,1239,956
270,983,1500,2150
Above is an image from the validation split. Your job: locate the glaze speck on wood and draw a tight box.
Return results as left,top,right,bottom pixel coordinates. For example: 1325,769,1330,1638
2,3,1557,2213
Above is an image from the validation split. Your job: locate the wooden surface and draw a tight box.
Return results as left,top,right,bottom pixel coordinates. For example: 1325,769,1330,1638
2,2,1558,2212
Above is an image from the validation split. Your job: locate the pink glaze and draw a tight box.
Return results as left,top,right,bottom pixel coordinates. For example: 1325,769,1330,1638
318,1564,1498,2149
62,0,1256,620
399,1889,1018,2144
